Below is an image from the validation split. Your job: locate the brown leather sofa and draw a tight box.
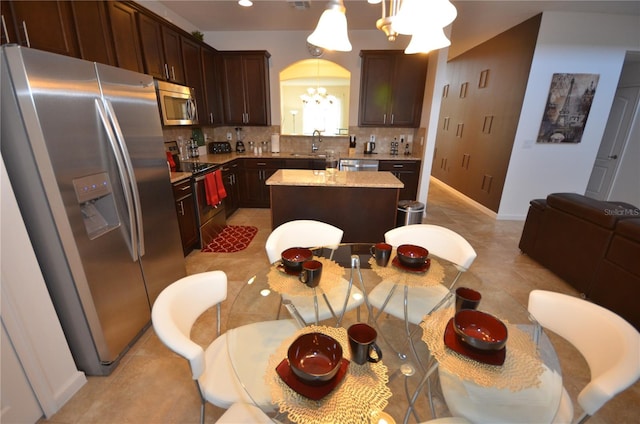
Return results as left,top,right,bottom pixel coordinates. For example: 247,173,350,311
519,193,640,330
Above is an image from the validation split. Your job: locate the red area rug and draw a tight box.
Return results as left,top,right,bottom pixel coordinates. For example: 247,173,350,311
201,225,258,253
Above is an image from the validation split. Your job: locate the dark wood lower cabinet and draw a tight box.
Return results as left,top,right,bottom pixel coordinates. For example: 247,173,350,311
172,179,198,255
221,160,240,218
378,160,420,200
270,185,399,243
238,159,283,208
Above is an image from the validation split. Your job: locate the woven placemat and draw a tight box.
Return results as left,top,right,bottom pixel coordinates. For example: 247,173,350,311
421,308,544,391
369,250,445,288
268,257,346,297
266,325,391,424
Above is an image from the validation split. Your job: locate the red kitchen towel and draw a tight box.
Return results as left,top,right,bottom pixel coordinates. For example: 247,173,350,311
215,169,227,200
205,172,220,206
166,151,176,171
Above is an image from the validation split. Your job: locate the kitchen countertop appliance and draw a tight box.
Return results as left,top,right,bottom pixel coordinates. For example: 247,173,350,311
364,140,376,154
235,127,245,153
1,45,186,375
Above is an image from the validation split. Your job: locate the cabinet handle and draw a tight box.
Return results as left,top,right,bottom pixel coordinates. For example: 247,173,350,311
209,113,214,124
178,200,185,216
164,64,170,80
21,21,31,47
383,113,386,124
257,162,267,166
171,65,176,81
391,114,394,124
393,164,403,168
1,15,10,43
179,185,190,191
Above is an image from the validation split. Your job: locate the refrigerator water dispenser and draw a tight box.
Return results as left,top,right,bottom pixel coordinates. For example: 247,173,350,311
73,172,120,239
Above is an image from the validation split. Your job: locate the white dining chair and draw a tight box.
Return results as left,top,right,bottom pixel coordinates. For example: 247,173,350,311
265,219,364,325
151,271,298,424
527,290,640,424
368,224,477,325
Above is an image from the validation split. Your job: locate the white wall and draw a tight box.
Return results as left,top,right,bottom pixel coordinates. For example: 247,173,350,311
1,157,86,420
498,11,640,219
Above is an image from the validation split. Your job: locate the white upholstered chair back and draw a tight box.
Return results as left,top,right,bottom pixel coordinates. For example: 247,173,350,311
265,219,344,264
528,290,640,422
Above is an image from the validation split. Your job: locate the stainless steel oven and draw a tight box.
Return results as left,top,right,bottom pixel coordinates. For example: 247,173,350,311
155,80,198,126
176,161,226,248
192,169,226,248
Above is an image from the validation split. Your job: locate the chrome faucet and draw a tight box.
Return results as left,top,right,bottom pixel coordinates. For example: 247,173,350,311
312,129,322,153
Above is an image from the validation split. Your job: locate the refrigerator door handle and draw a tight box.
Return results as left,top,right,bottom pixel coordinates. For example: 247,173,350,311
95,99,139,261
103,99,146,258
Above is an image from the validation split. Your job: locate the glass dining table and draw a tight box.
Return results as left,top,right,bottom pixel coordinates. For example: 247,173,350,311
225,243,564,424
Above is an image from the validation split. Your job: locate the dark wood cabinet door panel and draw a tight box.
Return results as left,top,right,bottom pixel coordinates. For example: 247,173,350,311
5,0,78,57
107,1,143,73
137,13,165,79
70,1,115,66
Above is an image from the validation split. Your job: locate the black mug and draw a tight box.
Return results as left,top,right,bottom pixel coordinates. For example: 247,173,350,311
455,287,481,312
299,260,322,288
370,242,392,267
347,323,383,365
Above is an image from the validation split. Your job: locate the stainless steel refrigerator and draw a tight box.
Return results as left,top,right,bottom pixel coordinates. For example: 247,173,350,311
1,45,186,375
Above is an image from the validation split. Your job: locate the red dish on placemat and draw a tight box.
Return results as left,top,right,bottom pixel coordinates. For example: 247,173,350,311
276,358,349,400
276,263,302,276
392,256,431,273
443,318,506,366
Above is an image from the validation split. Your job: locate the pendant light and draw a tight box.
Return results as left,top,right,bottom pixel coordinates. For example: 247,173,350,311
405,25,451,54
307,0,352,52
393,0,457,35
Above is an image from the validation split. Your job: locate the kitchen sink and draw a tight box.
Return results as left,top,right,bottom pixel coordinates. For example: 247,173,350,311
289,153,326,158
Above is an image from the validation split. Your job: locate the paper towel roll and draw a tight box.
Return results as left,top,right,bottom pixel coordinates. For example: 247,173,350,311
271,134,280,153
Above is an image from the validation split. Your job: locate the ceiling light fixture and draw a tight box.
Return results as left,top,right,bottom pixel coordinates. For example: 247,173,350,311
238,0,253,7
307,0,352,52
404,25,451,54
374,0,457,53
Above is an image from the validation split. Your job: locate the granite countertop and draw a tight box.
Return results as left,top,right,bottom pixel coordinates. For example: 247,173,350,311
168,151,420,184
266,169,404,188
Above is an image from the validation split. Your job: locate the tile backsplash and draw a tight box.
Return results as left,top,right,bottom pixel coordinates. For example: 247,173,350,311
162,126,426,157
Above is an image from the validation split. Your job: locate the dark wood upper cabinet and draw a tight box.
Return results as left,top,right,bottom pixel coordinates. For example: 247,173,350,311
359,50,428,128
106,1,144,73
201,47,222,126
181,37,205,123
137,14,185,84
1,1,78,57
69,1,116,66
161,26,184,84
137,13,165,79
219,51,271,126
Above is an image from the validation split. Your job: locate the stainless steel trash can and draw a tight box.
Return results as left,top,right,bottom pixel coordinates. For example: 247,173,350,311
396,200,425,226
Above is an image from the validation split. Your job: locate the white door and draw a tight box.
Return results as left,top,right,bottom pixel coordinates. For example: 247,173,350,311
586,86,640,200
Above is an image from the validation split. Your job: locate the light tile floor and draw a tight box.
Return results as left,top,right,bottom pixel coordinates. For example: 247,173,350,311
39,181,639,423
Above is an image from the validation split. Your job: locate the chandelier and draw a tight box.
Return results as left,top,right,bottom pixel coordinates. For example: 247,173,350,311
300,87,336,105
309,0,457,54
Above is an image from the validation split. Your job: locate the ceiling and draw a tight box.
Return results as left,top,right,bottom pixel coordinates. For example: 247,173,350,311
155,0,640,56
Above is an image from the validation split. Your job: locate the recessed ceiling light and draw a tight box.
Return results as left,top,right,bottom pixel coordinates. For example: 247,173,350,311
238,0,253,7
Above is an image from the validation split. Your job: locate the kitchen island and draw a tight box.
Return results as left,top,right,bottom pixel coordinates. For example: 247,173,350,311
266,169,403,242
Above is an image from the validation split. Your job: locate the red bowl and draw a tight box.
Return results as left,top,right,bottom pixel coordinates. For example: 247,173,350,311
287,332,343,385
396,244,429,268
453,310,508,351
281,247,313,271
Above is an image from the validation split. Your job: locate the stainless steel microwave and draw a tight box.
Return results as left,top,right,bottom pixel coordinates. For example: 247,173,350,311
155,80,198,126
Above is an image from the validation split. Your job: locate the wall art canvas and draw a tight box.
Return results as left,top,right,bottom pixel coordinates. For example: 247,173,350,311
537,73,599,143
